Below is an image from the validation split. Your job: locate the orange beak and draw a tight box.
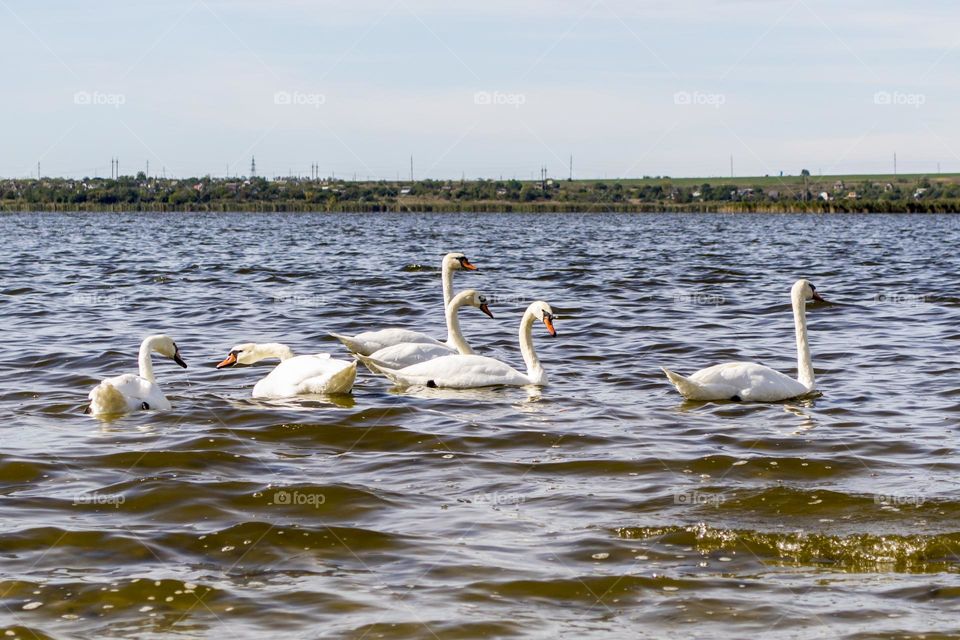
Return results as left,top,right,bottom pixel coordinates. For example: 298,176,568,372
216,352,238,369
460,258,478,271
812,291,825,302
543,315,557,337
480,303,494,319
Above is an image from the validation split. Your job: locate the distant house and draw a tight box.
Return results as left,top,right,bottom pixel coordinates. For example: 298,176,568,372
884,183,894,192
400,187,412,195
766,190,780,200
496,189,507,196
845,191,858,200
914,188,927,199
819,192,830,201
691,190,702,198
833,180,844,192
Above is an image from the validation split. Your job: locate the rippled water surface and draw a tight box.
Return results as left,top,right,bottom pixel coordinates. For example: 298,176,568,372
2,211,960,639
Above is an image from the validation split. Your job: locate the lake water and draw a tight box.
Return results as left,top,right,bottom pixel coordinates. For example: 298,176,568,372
2,211,959,638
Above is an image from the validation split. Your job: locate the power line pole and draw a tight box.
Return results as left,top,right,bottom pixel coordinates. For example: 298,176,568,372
37,161,40,180
729,154,734,178
146,160,149,178
569,154,573,181
409,155,413,182
250,156,257,178
893,152,897,176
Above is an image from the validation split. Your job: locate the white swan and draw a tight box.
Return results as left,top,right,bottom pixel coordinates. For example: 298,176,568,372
329,252,477,355
216,343,357,398
364,289,494,370
662,279,824,402
86,334,187,416
358,301,557,389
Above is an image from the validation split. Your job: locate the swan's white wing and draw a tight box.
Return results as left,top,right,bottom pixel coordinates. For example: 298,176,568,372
687,362,810,402
377,354,530,389
90,373,171,413
330,329,444,355
252,354,356,398
366,342,456,369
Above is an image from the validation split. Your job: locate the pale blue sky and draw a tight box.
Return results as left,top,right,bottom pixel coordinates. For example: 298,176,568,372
2,0,958,180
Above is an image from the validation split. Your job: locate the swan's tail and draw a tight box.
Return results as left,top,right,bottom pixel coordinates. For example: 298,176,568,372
326,361,358,394
662,367,700,400
329,332,369,355
87,382,129,416
355,354,410,385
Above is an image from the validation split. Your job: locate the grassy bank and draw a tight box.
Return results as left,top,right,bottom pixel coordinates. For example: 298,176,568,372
3,172,959,213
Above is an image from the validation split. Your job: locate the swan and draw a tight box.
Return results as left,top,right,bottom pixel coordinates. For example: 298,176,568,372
86,334,187,416
662,279,824,402
216,343,357,398
329,252,477,355
358,300,557,389
363,289,494,370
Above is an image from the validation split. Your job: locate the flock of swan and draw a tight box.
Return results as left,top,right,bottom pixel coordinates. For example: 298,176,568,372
85,252,825,416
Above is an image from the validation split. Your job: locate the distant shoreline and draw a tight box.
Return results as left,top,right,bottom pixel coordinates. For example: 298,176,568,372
4,173,960,213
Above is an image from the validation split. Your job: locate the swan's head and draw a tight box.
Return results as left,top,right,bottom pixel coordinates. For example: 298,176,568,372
216,342,293,368
461,289,495,318
531,301,557,337
793,279,825,302
150,335,187,368
443,252,478,272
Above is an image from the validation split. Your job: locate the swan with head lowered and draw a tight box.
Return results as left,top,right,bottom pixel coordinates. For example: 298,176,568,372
662,279,824,402
362,289,494,370
86,334,187,416
216,343,356,398
329,252,477,355
358,301,557,389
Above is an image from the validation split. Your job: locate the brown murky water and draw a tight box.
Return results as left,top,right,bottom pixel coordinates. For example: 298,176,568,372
1,211,959,638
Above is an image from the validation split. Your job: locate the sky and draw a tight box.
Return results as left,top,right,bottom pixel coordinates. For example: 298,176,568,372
1,0,958,180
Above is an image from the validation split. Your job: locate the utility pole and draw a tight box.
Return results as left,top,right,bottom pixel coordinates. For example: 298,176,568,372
729,154,734,178
569,154,573,181
251,156,257,178
146,160,149,178
893,152,897,176
37,162,40,179
409,155,413,182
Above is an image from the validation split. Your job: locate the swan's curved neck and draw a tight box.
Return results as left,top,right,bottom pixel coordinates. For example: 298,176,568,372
255,343,296,362
519,309,545,385
792,291,815,390
441,260,455,309
444,291,474,354
138,337,159,383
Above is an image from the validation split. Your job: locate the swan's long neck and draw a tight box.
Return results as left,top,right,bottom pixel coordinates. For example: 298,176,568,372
138,337,158,383
441,260,455,309
444,292,473,355
257,343,296,362
792,291,815,390
519,308,545,385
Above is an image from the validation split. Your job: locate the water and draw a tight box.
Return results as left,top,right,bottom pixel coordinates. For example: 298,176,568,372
2,211,959,639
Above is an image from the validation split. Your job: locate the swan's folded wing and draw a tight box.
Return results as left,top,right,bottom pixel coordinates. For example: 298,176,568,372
330,329,444,355
367,342,456,369
690,362,808,402
102,374,170,410
255,355,356,397
376,354,529,389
